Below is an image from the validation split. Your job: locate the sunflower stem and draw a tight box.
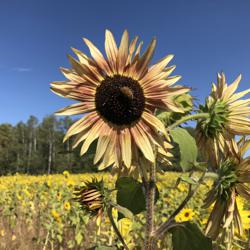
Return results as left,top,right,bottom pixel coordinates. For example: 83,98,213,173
168,113,210,130
152,171,206,240
145,161,156,250
107,205,129,250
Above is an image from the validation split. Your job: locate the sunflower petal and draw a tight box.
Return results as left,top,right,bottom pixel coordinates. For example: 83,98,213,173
80,120,104,156
130,123,154,162
120,128,132,168
105,29,118,72
55,102,94,116
136,38,156,78
83,38,111,74
117,30,129,75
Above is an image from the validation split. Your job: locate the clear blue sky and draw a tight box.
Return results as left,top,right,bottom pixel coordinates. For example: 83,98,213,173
1,0,250,124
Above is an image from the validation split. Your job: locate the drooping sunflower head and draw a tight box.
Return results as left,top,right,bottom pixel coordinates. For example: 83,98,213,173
204,138,250,240
196,73,250,165
51,30,190,172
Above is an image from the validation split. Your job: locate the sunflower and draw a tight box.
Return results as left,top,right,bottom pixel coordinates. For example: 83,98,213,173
175,208,195,222
63,201,71,211
51,30,189,172
204,137,250,240
196,73,250,165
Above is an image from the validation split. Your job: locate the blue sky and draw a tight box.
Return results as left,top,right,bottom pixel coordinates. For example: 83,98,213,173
0,0,250,124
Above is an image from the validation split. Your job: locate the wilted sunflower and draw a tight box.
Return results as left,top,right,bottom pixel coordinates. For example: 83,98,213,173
204,137,250,240
196,73,250,165
51,30,189,172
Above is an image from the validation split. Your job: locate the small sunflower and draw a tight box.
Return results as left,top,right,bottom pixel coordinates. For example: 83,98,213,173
51,209,61,223
51,30,189,172
175,208,195,222
63,170,70,178
56,191,62,201
196,73,250,165
64,201,71,211
73,178,105,220
204,137,250,240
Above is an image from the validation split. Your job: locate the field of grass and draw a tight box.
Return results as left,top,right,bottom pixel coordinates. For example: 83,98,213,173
0,172,249,250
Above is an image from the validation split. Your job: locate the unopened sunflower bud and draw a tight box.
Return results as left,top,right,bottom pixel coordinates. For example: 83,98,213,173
73,178,105,216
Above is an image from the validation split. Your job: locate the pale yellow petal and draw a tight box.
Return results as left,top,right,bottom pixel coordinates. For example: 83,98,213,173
105,29,118,72
142,112,166,135
120,128,132,168
80,120,104,155
55,102,95,116
130,123,154,162
83,38,111,74
117,30,129,75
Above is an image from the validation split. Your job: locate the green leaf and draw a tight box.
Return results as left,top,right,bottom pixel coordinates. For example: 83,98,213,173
57,234,63,243
115,177,159,218
75,232,83,245
170,128,198,171
170,222,212,250
179,175,197,185
113,204,134,220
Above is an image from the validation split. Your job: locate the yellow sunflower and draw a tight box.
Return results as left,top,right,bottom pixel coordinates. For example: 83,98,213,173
175,208,195,222
51,30,189,172
196,73,250,165
204,137,250,240
64,201,71,211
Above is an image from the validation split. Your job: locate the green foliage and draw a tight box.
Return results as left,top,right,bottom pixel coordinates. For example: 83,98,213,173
0,115,97,175
156,93,193,126
116,177,146,217
171,222,213,250
170,128,198,171
198,99,228,138
115,177,159,218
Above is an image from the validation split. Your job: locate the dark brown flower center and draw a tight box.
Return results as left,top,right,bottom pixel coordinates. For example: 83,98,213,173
95,75,145,126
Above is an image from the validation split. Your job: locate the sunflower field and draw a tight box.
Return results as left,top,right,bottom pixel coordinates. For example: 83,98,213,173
0,172,249,250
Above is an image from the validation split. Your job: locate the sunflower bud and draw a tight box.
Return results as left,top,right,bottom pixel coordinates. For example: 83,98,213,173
197,99,229,139
73,178,105,217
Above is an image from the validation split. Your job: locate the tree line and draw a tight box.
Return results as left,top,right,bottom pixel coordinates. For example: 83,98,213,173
0,115,96,175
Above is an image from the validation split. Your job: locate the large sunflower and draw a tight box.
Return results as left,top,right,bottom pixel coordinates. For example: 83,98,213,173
51,30,189,171
196,73,250,165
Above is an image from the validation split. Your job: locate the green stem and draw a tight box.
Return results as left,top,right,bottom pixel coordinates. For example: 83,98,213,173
145,161,156,250
168,113,210,130
107,206,129,250
152,171,206,240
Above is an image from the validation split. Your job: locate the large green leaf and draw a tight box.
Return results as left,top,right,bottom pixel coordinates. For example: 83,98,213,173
115,177,159,218
171,222,212,250
170,128,198,171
